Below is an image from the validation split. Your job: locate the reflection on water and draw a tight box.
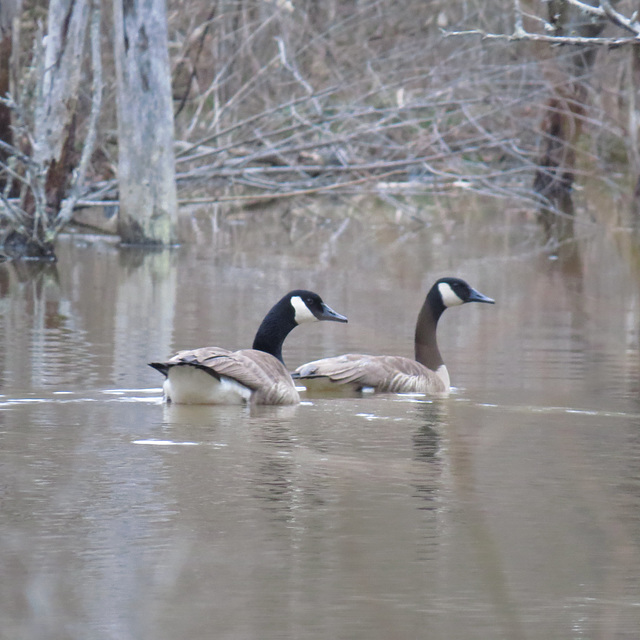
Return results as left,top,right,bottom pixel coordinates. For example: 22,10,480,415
1,206,640,639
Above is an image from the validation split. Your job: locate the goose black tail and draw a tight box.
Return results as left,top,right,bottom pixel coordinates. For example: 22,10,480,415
148,362,169,377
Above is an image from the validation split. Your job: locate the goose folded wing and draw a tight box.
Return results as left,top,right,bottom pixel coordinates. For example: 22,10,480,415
200,349,299,405
294,354,446,394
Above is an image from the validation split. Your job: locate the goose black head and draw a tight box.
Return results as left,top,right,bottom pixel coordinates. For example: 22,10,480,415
435,277,495,308
287,290,349,325
424,277,495,322
252,290,347,362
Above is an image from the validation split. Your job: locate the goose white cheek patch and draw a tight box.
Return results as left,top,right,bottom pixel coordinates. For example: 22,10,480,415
291,296,318,324
438,282,464,307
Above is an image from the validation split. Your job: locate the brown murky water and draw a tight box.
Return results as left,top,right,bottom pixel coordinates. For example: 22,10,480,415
1,205,640,639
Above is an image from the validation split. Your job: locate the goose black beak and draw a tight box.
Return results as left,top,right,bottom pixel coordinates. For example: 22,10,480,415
317,303,348,323
468,288,495,304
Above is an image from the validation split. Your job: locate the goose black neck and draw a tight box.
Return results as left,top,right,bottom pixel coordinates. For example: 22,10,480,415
414,287,446,370
252,300,297,363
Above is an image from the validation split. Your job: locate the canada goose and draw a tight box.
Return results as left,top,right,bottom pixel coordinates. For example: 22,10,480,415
293,277,494,395
149,290,347,405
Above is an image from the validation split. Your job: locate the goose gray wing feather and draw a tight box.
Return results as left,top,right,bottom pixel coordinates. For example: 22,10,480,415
294,354,447,394
149,347,232,377
169,346,233,366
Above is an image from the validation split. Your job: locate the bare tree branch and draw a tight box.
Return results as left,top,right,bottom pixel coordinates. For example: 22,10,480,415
600,0,640,36
443,27,637,47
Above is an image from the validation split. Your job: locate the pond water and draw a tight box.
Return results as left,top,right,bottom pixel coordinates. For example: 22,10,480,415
1,205,640,640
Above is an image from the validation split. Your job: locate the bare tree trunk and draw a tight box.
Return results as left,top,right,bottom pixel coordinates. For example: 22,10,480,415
4,0,91,259
0,0,22,195
532,0,607,241
32,0,90,214
112,0,178,246
629,44,640,220
532,89,584,239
